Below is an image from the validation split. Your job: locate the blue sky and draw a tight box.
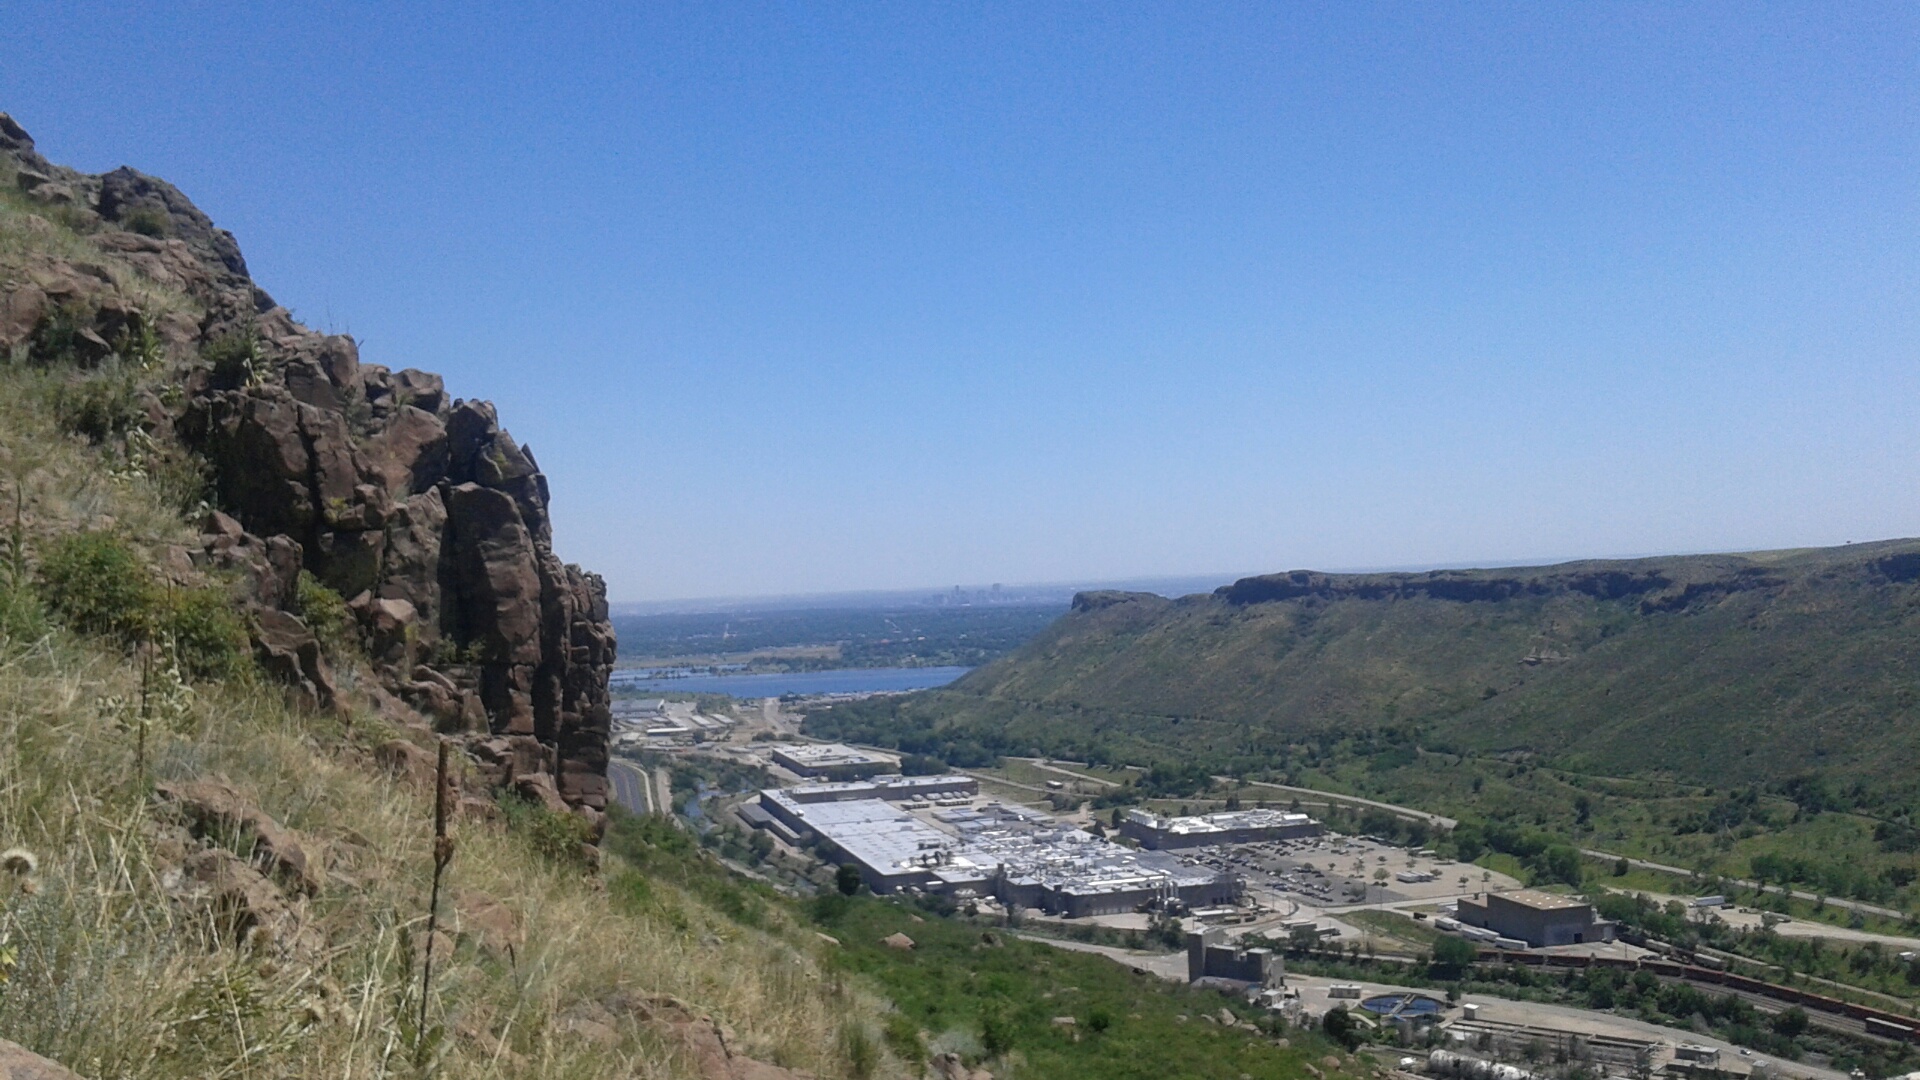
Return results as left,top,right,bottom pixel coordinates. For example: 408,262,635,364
5,3,1917,601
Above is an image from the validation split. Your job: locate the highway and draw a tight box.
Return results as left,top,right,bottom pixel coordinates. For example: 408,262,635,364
1578,848,1909,921
608,759,652,815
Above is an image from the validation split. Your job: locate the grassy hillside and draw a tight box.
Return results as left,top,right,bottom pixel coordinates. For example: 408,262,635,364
807,547,1920,911
825,545,1920,798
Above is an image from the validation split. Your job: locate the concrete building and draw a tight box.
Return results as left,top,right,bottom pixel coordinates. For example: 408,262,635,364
770,743,901,780
1454,890,1613,947
752,792,1237,914
783,775,977,804
1120,807,1323,850
1187,929,1277,985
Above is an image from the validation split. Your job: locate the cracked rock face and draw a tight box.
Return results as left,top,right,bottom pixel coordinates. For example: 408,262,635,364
0,112,615,819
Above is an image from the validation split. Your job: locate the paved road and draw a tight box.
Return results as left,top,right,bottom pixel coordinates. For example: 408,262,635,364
1006,758,1122,788
955,767,1055,797
608,759,652,814
1232,780,1458,829
1579,849,1910,921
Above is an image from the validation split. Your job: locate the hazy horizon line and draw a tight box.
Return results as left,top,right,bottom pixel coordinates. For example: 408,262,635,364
609,536,1915,615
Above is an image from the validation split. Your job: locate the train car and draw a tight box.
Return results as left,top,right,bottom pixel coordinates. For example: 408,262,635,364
1864,1016,1916,1043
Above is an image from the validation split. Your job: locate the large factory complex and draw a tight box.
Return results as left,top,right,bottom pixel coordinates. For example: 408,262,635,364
739,744,1329,917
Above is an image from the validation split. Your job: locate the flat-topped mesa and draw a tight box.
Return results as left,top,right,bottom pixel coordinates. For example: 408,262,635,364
0,113,616,831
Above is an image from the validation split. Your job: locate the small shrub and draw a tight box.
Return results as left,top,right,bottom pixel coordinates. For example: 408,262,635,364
26,302,104,368
201,331,263,389
980,1005,1016,1056
501,795,593,870
37,531,156,641
53,374,143,444
882,1011,922,1062
840,1020,879,1079
121,206,170,238
293,571,355,658
1085,1007,1113,1034
154,588,249,680
836,862,862,896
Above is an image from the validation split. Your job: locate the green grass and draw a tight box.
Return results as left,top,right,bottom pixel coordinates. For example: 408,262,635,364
809,895,1368,1080
1344,910,1441,952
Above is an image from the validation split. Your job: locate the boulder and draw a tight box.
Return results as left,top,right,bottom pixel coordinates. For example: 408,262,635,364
155,778,324,896
513,772,570,816
364,405,448,497
607,993,817,1080
373,739,438,788
0,1037,86,1079
251,608,337,712
455,890,523,957
168,847,320,956
882,933,916,951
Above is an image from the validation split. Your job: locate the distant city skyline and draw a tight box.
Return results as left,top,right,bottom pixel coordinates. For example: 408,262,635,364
6,3,1916,602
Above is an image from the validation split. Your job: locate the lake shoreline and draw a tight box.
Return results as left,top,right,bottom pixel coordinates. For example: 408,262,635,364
609,664,972,698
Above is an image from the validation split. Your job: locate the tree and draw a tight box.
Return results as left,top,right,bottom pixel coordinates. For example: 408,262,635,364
1322,1006,1363,1050
1431,935,1478,977
1771,1006,1809,1037
835,862,862,896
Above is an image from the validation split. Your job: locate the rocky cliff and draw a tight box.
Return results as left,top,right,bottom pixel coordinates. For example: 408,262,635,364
0,114,615,829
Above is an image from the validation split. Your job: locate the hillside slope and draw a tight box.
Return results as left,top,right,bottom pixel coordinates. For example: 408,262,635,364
828,542,1920,804
0,111,926,1078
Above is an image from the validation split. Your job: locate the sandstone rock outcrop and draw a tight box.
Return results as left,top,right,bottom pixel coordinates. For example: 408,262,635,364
0,1037,86,1080
0,113,615,820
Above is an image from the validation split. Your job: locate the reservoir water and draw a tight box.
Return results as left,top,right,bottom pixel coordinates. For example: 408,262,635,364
610,665,971,698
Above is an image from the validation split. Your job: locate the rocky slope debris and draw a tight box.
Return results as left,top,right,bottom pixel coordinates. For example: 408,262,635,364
0,112,614,829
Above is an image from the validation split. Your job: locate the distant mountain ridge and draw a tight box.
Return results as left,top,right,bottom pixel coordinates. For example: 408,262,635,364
888,539,1920,801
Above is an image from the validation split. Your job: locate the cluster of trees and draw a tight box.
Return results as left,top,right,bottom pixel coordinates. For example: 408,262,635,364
1447,819,1583,886
1750,851,1916,902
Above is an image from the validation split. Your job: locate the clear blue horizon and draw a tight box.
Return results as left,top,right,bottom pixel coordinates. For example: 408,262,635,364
6,4,1916,602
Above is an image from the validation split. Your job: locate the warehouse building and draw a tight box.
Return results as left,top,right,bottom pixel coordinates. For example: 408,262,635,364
1454,889,1614,947
1187,929,1278,985
770,743,901,780
753,792,1237,914
783,774,977,804
1120,807,1324,849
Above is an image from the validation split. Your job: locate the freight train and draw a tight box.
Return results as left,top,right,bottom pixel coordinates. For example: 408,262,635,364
1471,949,1918,1044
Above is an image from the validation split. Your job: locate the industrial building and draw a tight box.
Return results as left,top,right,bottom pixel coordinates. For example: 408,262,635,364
1120,807,1324,849
1454,890,1614,947
1187,928,1277,985
753,792,1238,915
770,743,901,780
782,774,977,804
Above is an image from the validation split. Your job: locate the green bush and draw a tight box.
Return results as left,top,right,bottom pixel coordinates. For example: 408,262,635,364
154,588,249,680
201,331,262,389
502,794,594,870
121,206,170,238
293,571,355,658
35,531,246,678
53,373,144,444
37,531,157,640
836,862,863,896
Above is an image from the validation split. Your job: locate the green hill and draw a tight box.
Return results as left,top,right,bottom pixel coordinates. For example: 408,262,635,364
811,541,1920,814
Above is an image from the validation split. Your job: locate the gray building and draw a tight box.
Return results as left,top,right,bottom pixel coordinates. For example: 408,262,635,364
770,743,901,780
1187,929,1277,985
1121,808,1324,850
751,792,1237,914
1454,889,1613,947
